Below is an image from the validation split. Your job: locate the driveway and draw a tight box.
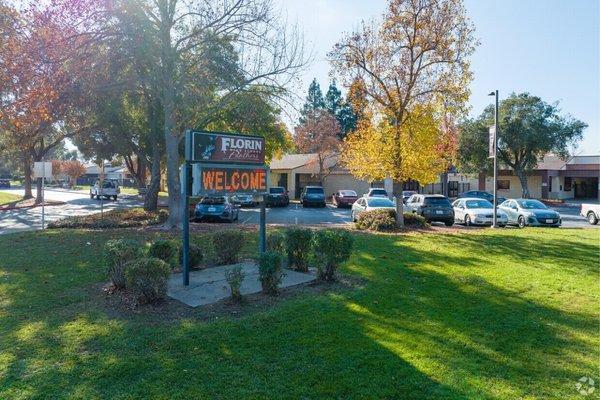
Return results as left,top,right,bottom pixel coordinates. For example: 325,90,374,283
0,188,142,234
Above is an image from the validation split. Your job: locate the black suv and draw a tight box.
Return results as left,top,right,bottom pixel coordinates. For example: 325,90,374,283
406,194,454,226
300,186,326,207
265,186,289,207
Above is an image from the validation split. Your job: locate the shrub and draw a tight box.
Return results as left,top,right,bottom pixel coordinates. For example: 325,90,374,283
178,243,203,269
356,209,397,231
48,208,167,229
403,212,429,228
104,239,141,289
312,229,354,281
125,257,171,304
258,251,283,295
148,239,178,266
266,231,286,253
284,228,313,272
225,266,245,301
212,230,245,265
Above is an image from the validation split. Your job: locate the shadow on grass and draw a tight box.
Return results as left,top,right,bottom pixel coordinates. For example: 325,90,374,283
0,229,597,398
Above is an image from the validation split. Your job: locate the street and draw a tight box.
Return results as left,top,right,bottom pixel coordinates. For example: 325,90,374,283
1,188,596,234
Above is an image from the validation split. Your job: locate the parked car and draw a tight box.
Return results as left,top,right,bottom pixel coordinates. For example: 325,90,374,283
193,196,239,222
458,190,505,205
351,196,396,221
232,194,256,207
365,188,388,198
332,190,358,208
498,199,561,228
452,198,508,227
580,203,600,225
90,180,120,200
405,194,454,226
402,190,417,203
265,186,289,207
0,179,10,188
300,186,326,207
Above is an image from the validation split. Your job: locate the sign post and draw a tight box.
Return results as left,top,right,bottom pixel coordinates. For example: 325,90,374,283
181,130,268,286
34,161,52,230
488,89,499,228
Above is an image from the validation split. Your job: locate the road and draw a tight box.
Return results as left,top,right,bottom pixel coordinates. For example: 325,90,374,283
1,188,597,234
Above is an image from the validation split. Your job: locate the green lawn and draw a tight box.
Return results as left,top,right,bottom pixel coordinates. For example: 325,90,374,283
0,191,21,206
0,228,597,399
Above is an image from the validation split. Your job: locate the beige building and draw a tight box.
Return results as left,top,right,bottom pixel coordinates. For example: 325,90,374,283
269,153,477,199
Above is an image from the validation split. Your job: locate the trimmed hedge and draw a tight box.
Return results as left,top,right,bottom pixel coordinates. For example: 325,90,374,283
284,228,312,272
125,257,171,304
48,208,167,229
356,209,429,231
312,229,354,281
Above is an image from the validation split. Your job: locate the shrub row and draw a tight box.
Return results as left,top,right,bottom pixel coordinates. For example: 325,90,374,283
356,209,429,231
49,208,168,229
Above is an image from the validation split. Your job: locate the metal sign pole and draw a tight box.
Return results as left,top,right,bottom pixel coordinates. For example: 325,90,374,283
492,90,499,228
182,130,192,286
259,197,266,253
41,160,45,230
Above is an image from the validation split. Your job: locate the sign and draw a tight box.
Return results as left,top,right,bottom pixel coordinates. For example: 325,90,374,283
194,165,268,196
192,131,265,164
34,161,52,178
488,126,496,158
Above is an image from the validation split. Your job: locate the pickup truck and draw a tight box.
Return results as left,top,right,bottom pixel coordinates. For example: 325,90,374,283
90,180,120,200
580,203,600,225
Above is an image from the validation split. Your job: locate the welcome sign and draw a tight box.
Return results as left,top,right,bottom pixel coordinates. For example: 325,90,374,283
192,131,265,164
195,166,268,195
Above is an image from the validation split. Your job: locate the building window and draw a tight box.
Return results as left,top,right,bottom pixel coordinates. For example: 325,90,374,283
548,178,552,192
564,177,572,191
497,180,510,190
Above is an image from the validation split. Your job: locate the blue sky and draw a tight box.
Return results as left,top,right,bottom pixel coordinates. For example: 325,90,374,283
278,0,599,155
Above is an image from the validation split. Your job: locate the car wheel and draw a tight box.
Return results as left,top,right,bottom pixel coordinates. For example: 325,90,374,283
464,214,471,226
518,215,526,228
352,211,356,222
113,196,117,201
587,211,599,225
445,220,454,227
90,193,94,199
499,224,506,228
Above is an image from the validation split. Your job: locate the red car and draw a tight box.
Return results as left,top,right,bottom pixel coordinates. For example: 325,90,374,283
332,190,359,208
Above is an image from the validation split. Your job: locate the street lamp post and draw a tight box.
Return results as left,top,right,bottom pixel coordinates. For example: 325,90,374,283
488,90,499,228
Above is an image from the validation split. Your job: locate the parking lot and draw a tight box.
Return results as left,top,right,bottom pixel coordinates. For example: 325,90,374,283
209,201,597,229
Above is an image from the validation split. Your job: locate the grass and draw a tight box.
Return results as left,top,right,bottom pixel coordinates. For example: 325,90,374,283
119,187,169,197
0,228,597,399
0,191,22,206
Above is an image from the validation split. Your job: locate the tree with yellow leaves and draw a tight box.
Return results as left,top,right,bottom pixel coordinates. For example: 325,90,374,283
329,0,476,227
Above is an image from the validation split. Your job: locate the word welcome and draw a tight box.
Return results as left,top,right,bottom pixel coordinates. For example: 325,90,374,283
201,168,267,192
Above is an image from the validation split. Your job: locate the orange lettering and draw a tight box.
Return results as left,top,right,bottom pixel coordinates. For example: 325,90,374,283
215,171,224,190
203,171,215,190
250,171,260,189
231,172,240,190
241,172,250,189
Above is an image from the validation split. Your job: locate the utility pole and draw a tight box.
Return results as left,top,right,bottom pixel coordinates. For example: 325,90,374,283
488,90,499,228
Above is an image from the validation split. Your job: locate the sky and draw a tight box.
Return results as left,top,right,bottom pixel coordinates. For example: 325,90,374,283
276,0,600,155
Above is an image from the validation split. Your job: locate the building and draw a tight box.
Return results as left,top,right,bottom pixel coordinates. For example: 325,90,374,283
481,154,599,201
269,153,477,199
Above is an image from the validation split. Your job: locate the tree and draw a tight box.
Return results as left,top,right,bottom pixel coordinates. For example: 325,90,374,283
294,110,341,184
119,0,306,228
299,78,325,123
329,0,476,227
457,93,587,198
324,80,357,138
60,160,87,188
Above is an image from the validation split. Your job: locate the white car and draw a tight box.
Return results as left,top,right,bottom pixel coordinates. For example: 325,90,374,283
580,203,600,225
90,180,120,200
452,198,508,227
365,188,389,198
351,196,395,221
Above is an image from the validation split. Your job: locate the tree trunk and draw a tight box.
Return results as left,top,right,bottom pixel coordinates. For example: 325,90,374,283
515,169,530,198
144,143,161,212
35,178,43,204
164,133,181,227
22,155,33,199
395,195,404,228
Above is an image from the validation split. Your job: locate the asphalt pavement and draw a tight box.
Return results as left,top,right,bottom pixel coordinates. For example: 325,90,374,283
0,187,597,234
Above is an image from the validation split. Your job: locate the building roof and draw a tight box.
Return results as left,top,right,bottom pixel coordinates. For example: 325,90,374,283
269,154,320,170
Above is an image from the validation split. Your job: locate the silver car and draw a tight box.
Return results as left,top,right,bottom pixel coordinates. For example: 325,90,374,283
498,199,561,228
351,196,396,221
452,198,508,227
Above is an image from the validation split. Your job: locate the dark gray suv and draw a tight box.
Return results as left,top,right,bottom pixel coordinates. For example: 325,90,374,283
405,194,454,226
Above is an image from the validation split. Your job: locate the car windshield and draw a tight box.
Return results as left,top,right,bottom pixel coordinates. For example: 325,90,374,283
339,190,357,196
424,197,451,206
201,197,225,205
270,187,285,194
370,189,387,195
517,199,547,209
367,198,394,207
465,199,492,209
306,187,324,194
102,181,114,188
402,191,416,196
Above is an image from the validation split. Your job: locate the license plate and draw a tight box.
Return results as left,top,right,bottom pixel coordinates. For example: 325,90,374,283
436,210,443,215
208,207,216,212
545,219,554,223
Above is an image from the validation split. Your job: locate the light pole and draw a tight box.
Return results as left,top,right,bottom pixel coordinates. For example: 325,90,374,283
488,90,499,228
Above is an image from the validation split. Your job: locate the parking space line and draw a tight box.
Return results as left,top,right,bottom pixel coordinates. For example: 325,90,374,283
295,216,298,225
240,216,252,224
